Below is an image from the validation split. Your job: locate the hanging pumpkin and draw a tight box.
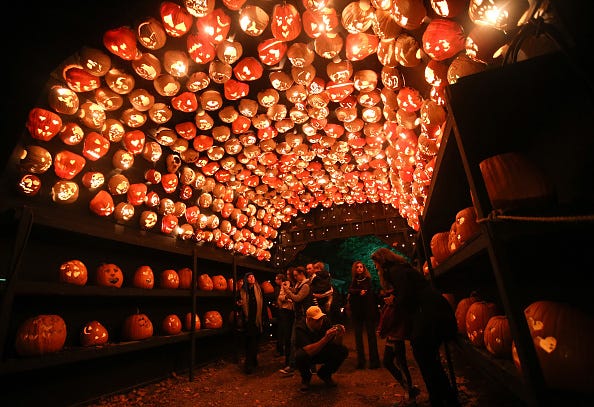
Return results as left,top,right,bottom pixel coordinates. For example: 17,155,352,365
203,310,223,329
59,259,88,286
122,313,154,340
80,320,109,347
466,301,499,348
15,314,67,356
161,314,182,335
96,263,124,288
159,1,193,37
103,26,139,61
198,274,214,291
484,315,512,358
422,18,466,61
133,265,154,289
185,312,201,331
271,3,302,42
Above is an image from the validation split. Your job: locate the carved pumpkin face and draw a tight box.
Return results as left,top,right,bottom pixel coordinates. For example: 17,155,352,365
26,108,62,141
89,190,115,217
198,274,214,291
96,263,124,288
59,259,88,286
15,314,67,356
80,320,109,346
122,313,154,340
159,269,180,289
203,310,223,329
211,275,228,291
133,265,154,289
161,314,182,335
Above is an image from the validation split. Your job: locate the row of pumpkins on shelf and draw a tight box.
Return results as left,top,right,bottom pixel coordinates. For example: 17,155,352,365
452,294,594,394
14,310,224,358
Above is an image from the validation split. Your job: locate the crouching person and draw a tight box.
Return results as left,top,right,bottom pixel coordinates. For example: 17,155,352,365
294,305,348,392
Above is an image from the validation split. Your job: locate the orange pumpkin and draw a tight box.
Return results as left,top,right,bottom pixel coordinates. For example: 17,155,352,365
466,301,499,348
80,320,109,347
484,315,512,358
133,265,154,289
122,313,153,341
203,311,223,329
448,207,481,252
211,275,228,291
26,108,62,141
455,297,478,334
159,269,180,289
96,263,124,288
178,267,193,289
59,259,88,286
260,280,274,295
271,3,301,42
198,274,214,291
430,231,451,264
185,312,201,331
15,314,67,356
161,314,182,335
89,190,115,217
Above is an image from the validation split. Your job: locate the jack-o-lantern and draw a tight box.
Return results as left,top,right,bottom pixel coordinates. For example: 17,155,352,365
455,296,478,334
257,38,287,66
96,263,124,288
103,26,139,60
89,190,115,217
159,269,180,289
26,108,62,141
198,274,214,291
466,301,499,347
271,3,302,42
54,150,86,180
15,314,67,356
178,267,193,289
159,1,193,37
18,174,42,196
122,313,154,340
161,314,182,335
211,275,228,291
430,231,451,264
19,145,52,174
185,312,201,331
133,265,154,289
449,207,481,252
484,315,512,358
80,320,109,347
59,259,88,286
260,280,274,294
422,18,466,61
203,310,223,329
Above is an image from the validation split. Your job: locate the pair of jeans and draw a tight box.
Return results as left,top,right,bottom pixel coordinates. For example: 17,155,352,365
352,317,380,367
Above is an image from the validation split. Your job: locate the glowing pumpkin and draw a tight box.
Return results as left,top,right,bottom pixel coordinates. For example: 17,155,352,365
133,265,154,289
15,314,67,356
162,314,182,335
122,313,153,340
211,275,228,291
159,269,180,289
198,274,214,291
96,263,124,288
484,315,512,358
185,312,201,331
203,311,223,329
466,301,499,348
59,259,88,286
80,320,109,347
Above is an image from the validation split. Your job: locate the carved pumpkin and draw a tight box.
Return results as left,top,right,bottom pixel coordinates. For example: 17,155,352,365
484,315,512,358
15,314,67,356
26,108,62,141
430,231,451,264
122,313,153,340
211,275,228,291
59,259,88,286
89,190,115,217
80,320,109,347
185,312,201,331
203,311,223,329
513,300,594,393
198,274,214,291
51,179,78,202
449,207,481,252
96,263,124,288
133,265,154,289
160,269,180,289
271,3,302,42
54,150,86,180
103,26,139,60
455,296,478,334
160,1,193,37
466,301,499,347
162,314,182,335
422,18,466,61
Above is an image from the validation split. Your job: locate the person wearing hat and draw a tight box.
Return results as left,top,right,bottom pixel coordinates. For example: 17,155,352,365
237,272,266,374
294,305,348,392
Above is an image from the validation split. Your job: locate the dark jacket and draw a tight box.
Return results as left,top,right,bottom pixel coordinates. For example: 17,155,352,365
347,275,378,321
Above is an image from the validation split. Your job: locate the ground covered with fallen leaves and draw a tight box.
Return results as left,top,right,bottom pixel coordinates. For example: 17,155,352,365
84,328,525,407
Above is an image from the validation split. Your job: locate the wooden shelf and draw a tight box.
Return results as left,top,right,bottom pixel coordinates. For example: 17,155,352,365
432,233,488,278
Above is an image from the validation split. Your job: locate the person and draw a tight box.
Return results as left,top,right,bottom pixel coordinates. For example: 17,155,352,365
271,273,284,356
347,260,381,370
294,305,349,392
279,266,314,375
377,283,421,404
311,261,334,314
371,248,459,407
275,271,294,368
237,272,266,374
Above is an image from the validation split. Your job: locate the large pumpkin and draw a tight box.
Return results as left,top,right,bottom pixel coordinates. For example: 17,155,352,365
133,265,154,289
96,263,124,288
161,314,182,335
466,301,499,348
211,275,228,291
159,269,180,289
185,312,201,331
122,313,153,340
512,301,594,393
455,296,478,334
448,206,481,252
484,315,512,358
15,314,67,356
59,259,88,286
197,274,214,291
80,320,109,347
203,310,223,329
430,231,451,264
178,267,193,289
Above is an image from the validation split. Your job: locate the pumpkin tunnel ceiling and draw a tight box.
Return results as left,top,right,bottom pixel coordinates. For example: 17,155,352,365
14,0,546,261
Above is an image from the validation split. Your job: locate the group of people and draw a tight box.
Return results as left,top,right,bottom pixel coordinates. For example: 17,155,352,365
234,249,459,406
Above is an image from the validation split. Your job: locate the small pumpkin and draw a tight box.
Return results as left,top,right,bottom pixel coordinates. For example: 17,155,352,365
260,280,274,295
449,206,481,252
80,320,109,347
133,265,154,289
211,275,228,291
185,312,201,331
159,269,180,289
59,259,88,286
178,267,193,289
455,296,478,334
466,301,499,348
203,310,223,329
15,314,67,356
484,315,512,358
122,313,153,340
161,314,182,335
96,263,124,288
197,274,214,291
